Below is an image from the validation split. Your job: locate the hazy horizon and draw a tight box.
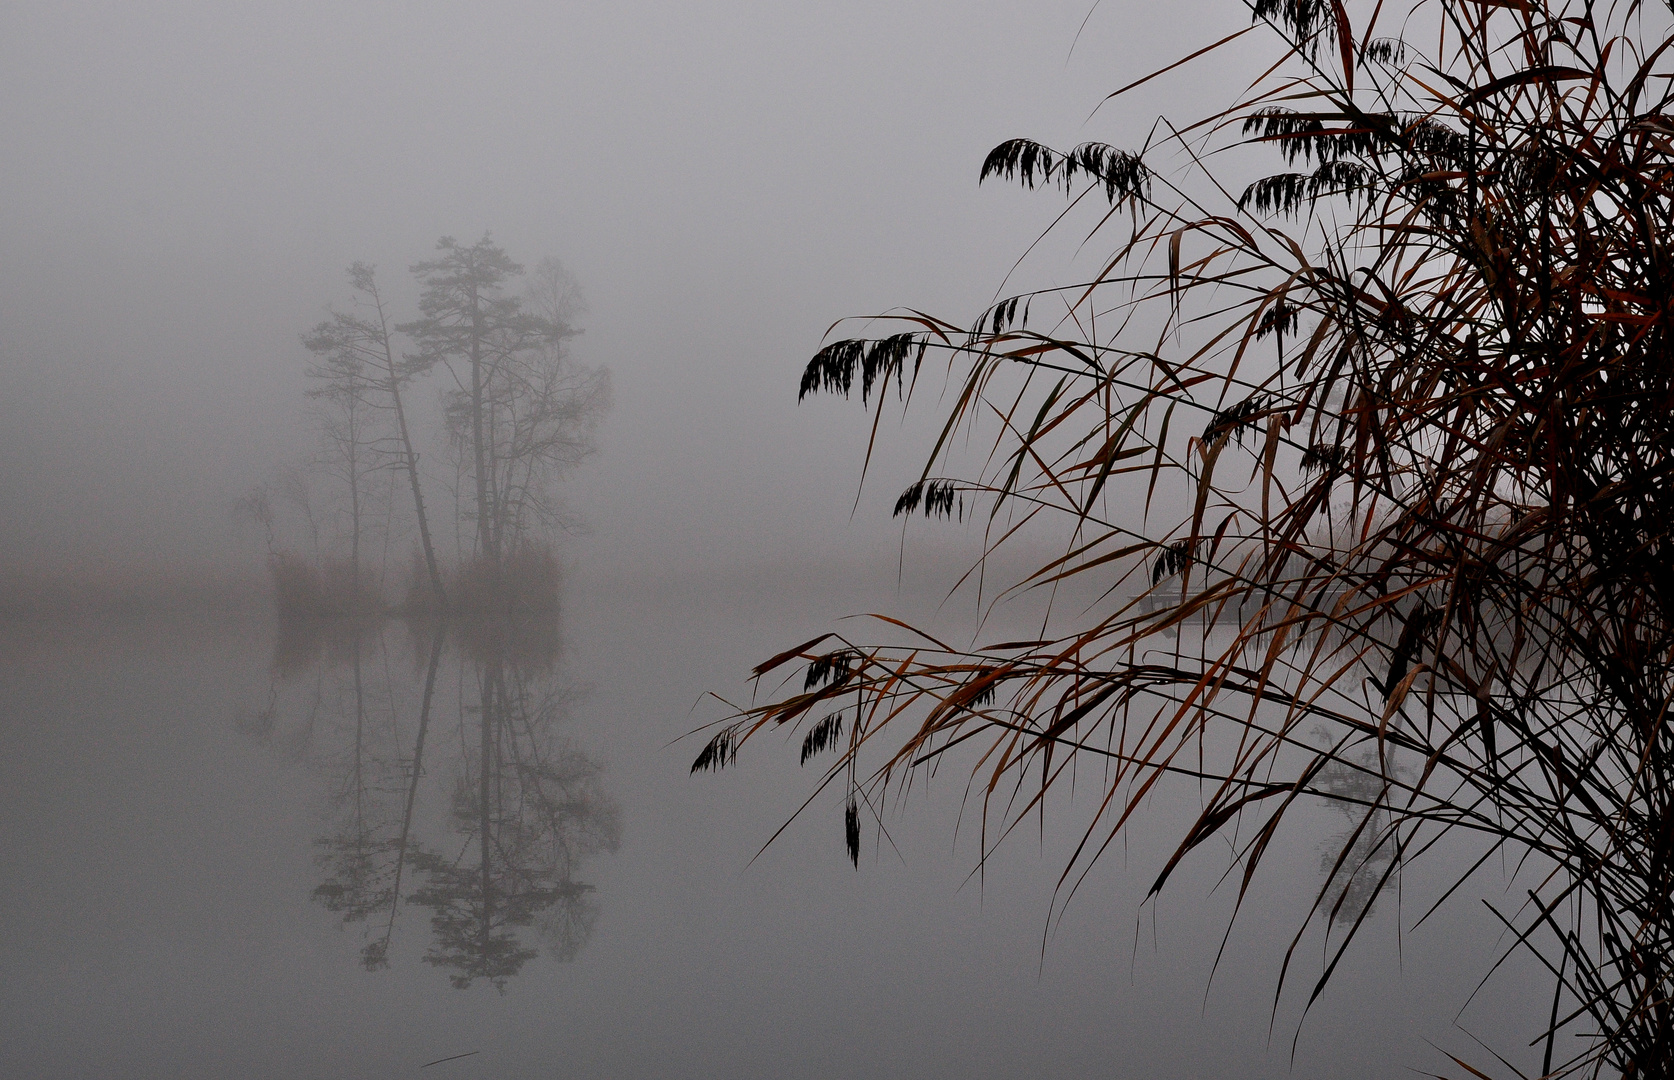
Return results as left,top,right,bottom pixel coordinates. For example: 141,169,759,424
0,5,1554,1078
0,0,1254,590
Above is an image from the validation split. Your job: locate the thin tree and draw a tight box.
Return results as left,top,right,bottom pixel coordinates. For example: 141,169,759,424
304,264,447,605
300,314,375,591
403,235,559,568
487,257,607,546
696,2,1674,1075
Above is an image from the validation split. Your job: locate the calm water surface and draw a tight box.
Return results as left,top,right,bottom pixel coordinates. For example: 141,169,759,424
0,569,1543,1079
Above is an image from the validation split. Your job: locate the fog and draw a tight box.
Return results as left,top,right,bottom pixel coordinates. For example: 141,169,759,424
0,0,1219,586
0,4,1548,1079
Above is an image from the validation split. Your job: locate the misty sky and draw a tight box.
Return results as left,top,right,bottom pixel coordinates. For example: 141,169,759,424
0,0,1252,583
0,8,1576,1077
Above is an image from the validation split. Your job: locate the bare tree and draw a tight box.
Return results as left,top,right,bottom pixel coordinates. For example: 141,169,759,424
403,235,551,567
406,238,610,584
304,264,447,605
300,310,376,587
488,257,608,544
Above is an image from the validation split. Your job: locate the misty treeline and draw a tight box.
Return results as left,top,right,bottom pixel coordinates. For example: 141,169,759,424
696,1,1674,1077
243,613,619,990
237,234,609,617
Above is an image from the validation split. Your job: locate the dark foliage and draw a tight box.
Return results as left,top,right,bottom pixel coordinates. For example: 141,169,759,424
1202,395,1267,446
979,139,1151,203
892,479,961,520
844,796,859,869
800,713,844,766
803,649,862,692
1151,539,1195,586
690,730,737,774
702,3,1674,1076
1298,442,1347,474
799,333,926,404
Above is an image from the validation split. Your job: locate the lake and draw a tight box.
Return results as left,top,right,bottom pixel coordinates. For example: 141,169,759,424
0,565,1547,1079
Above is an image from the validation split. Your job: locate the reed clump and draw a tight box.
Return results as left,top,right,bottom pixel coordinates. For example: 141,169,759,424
268,552,383,619
275,542,561,621
451,544,561,616
697,3,1674,1076
398,543,561,618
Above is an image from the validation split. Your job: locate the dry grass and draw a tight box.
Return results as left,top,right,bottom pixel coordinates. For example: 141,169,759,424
697,3,1674,1076
271,546,563,676
398,543,561,618
269,552,383,619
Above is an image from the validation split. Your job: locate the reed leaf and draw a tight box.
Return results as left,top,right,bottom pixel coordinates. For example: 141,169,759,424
699,3,1674,1075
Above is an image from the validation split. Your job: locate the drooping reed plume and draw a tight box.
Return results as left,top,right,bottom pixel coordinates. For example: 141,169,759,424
697,2,1674,1074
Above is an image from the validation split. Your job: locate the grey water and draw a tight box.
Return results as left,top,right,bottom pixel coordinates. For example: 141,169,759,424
0,568,1549,1080
0,1,1577,1074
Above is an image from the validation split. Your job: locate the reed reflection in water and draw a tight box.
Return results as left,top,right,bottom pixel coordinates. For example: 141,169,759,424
241,610,620,991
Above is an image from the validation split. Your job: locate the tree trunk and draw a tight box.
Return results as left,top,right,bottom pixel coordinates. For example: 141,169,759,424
347,416,362,597
378,617,445,958
478,657,497,971
371,285,445,606
469,288,498,568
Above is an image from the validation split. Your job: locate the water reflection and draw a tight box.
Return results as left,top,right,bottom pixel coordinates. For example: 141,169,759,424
244,612,620,991
1314,743,1406,925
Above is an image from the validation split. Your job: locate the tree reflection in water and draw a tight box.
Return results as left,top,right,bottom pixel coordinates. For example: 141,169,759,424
245,611,619,991
1311,737,1408,926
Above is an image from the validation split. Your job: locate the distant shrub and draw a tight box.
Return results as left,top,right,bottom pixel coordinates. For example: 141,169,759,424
398,543,561,618
390,544,562,670
269,552,382,619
